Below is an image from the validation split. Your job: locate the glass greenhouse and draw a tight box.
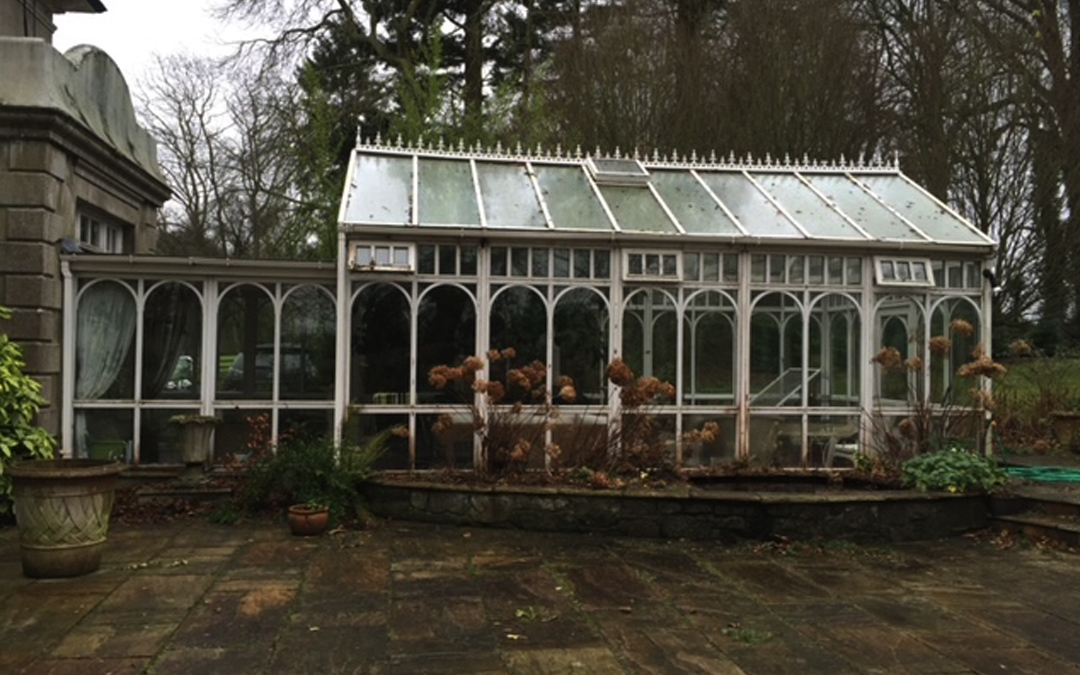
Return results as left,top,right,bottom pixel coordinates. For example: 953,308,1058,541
62,139,995,470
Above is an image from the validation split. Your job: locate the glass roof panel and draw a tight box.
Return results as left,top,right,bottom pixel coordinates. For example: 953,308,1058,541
598,185,677,233
342,153,412,224
801,174,923,240
751,173,865,239
533,164,612,231
696,171,803,237
417,158,481,226
475,161,547,229
856,175,987,244
649,170,741,235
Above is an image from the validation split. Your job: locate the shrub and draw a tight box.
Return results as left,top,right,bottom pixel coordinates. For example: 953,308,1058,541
901,447,1006,493
0,306,55,512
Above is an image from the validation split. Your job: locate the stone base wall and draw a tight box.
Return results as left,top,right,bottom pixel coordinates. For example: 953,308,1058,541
361,480,989,542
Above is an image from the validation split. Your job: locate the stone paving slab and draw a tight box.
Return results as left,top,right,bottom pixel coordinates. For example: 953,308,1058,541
2,520,1080,673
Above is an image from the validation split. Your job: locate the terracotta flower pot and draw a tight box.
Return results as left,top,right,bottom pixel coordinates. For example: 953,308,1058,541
1050,411,1080,452
287,504,330,536
9,459,124,578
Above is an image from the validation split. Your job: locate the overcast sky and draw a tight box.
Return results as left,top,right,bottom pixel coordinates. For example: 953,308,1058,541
53,0,259,88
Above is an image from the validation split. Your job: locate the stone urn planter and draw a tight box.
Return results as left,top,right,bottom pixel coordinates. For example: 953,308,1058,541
169,415,220,466
287,503,330,536
9,459,125,578
1050,411,1080,452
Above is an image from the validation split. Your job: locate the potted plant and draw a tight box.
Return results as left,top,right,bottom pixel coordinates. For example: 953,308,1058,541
168,414,221,466
286,499,331,536
2,306,124,578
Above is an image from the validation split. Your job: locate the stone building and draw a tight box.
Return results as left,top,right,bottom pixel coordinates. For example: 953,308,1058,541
0,0,170,434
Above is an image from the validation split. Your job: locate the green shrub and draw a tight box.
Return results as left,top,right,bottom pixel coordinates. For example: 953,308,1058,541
901,447,1006,493
0,306,56,512
236,432,388,525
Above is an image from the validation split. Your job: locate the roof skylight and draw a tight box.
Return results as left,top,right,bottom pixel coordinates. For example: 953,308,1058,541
587,157,650,186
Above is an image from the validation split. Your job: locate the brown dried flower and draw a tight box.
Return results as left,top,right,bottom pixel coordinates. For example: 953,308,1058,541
905,357,924,372
606,357,636,387
872,347,904,373
487,381,505,404
1009,339,1032,357
949,319,975,337
462,356,484,373
558,385,577,403
929,336,952,356
898,417,916,438
958,355,1007,379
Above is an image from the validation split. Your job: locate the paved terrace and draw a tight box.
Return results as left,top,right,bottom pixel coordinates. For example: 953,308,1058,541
2,519,1079,674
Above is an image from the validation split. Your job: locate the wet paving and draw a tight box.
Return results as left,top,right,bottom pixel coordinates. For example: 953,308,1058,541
1,519,1079,674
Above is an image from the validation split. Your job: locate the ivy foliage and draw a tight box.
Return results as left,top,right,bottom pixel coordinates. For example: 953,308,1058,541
0,306,57,512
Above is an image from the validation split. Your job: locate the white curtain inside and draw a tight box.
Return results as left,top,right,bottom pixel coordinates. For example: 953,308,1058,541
75,281,136,456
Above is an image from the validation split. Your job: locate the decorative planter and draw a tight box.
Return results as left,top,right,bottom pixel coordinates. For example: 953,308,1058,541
169,416,220,466
1050,411,1080,452
287,504,330,536
9,459,125,578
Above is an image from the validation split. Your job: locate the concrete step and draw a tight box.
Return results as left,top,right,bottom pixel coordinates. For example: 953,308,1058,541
990,513,1080,549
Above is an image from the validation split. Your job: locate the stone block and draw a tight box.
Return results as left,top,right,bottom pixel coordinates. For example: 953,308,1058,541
0,241,59,275
7,208,62,242
19,342,61,373
5,276,62,309
36,374,59,408
9,141,68,178
0,172,60,210
3,306,60,341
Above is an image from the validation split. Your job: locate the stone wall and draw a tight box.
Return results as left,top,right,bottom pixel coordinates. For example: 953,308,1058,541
361,479,990,543
0,39,168,435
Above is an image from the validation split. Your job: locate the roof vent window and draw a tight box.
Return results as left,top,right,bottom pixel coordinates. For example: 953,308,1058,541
587,157,650,187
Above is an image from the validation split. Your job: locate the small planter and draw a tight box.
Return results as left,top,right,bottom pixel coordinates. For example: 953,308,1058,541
169,415,220,466
287,504,330,536
9,459,125,578
1050,411,1080,452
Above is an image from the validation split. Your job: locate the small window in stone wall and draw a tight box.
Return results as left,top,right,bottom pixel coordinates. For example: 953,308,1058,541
79,213,125,253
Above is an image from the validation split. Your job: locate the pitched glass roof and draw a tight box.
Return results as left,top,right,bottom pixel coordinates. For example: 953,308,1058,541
340,142,995,248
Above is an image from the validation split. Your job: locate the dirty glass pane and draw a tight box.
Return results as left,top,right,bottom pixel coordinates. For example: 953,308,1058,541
281,286,336,401
749,414,803,467
439,245,457,275
216,284,275,400
491,247,508,276
342,154,412,224
511,247,529,277
476,161,547,229
142,282,202,401
554,288,609,406
752,173,864,238
650,170,742,235
78,408,132,461
76,280,136,401
750,292,803,407
682,414,737,468
808,414,861,468
531,248,549,277
460,246,478,275
751,255,766,282
553,249,571,277
534,164,611,230
599,185,676,233
857,175,985,243
875,296,925,406
351,283,410,404
622,289,677,391
416,412,473,471
490,286,548,404
594,250,611,279
683,291,736,406
684,253,700,281
137,408,190,464
723,254,739,283
417,158,480,226
770,255,786,283
808,294,860,408
418,245,436,274
697,172,803,237
802,174,922,241
348,413,411,471
573,249,591,278
930,298,980,406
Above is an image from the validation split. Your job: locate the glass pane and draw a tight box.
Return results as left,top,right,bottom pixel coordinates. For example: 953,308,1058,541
138,408,193,464
723,254,739,283
355,247,373,267
803,174,922,240
749,414,803,466
281,286,336,400
702,253,719,281
78,408,132,461
417,286,477,404
347,414,411,471
683,291,736,406
628,253,643,276
697,172,803,237
912,261,928,282
76,280,136,400
280,409,334,444
599,185,676,233
342,154,412,224
211,408,270,465
393,247,410,266
533,164,611,231
881,260,896,281
418,158,480,226
808,256,824,284
857,175,986,243
216,284,274,400
875,296,925,405
491,247,508,276
460,246,478,275
930,298,980,407
750,292,803,407
649,170,742,235
490,286,548,404
828,257,844,284
751,254,766,282
511,247,529,277
752,172,865,238
788,256,804,284
809,294,860,408
351,283,411,404
621,289,677,388
683,414,737,468
375,246,391,265
932,260,945,287
417,413,472,471
594,250,610,279
142,282,202,400
475,161,546,229
553,248,571,277
646,254,661,276
965,261,980,288
531,248,549,277
439,245,457,275
846,257,862,285
769,254,786,283
573,249,591,278
552,413,609,468
662,254,678,277
554,288,609,405
809,414,861,468
418,245,436,274
684,253,700,281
